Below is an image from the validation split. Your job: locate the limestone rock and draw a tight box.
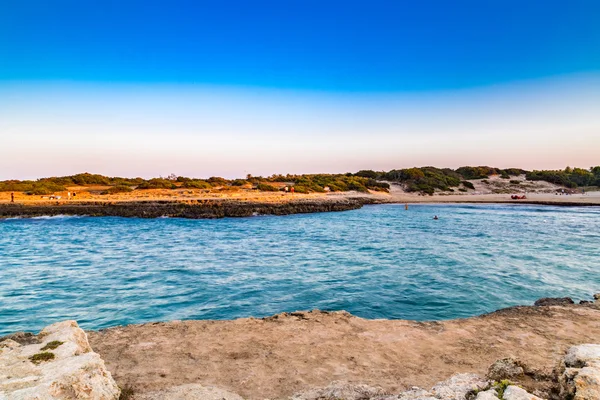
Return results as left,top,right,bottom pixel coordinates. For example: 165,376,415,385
533,297,574,306
0,320,120,399
430,373,489,400
133,383,244,400
475,389,499,400
502,385,543,399
560,344,600,400
564,344,600,368
290,381,388,400
487,358,524,381
593,293,600,301
394,387,437,399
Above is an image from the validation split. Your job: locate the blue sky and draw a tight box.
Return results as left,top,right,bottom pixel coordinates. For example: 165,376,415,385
1,1,599,179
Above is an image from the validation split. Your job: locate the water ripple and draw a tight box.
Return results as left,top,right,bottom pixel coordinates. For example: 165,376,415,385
1,204,599,335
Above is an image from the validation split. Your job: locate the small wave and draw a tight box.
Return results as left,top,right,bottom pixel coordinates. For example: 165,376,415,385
4,215,87,221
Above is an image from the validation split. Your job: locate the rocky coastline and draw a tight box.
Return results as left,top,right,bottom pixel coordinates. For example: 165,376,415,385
0,198,373,219
1,196,599,220
2,295,599,399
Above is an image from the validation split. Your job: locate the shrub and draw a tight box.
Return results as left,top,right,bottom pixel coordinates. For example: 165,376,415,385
509,180,520,185
354,170,379,179
182,180,212,189
292,185,310,194
101,185,133,195
231,179,249,186
136,178,176,190
256,183,279,192
461,181,475,189
30,182,66,195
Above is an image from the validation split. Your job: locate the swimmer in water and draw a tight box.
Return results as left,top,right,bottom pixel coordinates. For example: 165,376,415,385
433,215,439,220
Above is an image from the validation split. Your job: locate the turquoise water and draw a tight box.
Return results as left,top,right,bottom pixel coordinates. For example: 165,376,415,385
1,204,599,335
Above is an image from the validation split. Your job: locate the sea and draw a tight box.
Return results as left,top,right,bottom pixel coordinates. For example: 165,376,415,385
1,203,599,335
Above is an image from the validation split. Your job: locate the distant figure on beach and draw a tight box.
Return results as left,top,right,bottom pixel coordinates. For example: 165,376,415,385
11,192,14,203
405,203,408,210
433,215,439,220
290,187,295,194
67,192,71,200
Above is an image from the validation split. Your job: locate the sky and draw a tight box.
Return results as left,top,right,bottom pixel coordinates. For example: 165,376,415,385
1,0,599,180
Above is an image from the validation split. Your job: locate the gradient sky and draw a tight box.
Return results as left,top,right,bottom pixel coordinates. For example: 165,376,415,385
1,1,599,179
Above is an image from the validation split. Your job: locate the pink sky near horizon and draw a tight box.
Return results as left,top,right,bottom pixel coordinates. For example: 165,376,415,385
1,73,599,181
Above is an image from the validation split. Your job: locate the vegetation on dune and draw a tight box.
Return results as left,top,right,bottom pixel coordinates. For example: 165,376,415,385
526,167,600,188
0,180,67,195
136,178,177,190
2,166,599,196
461,181,475,190
256,183,279,192
101,185,134,195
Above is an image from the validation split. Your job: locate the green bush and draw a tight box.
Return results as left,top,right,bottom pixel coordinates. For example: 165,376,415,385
136,178,176,190
256,183,279,192
461,181,475,189
231,179,249,186
101,185,133,195
182,180,212,189
292,185,310,194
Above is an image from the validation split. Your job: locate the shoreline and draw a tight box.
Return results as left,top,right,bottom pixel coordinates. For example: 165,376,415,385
1,194,599,220
2,295,599,399
85,299,599,399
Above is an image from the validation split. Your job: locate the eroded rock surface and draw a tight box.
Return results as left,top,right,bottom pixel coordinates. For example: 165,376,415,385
502,385,543,400
430,373,489,400
474,389,498,400
560,344,600,400
533,298,574,307
487,358,524,381
0,321,120,399
133,383,243,400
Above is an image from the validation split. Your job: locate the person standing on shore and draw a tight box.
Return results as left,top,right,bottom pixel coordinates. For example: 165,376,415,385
11,192,14,203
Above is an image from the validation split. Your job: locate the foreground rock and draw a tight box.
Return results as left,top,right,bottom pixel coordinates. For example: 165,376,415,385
559,344,600,400
133,383,243,400
502,385,543,400
89,304,600,399
0,321,120,399
291,373,487,400
486,358,524,381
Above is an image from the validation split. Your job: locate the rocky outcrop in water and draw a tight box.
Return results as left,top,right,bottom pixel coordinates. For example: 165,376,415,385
533,298,575,306
0,321,120,399
0,198,369,219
